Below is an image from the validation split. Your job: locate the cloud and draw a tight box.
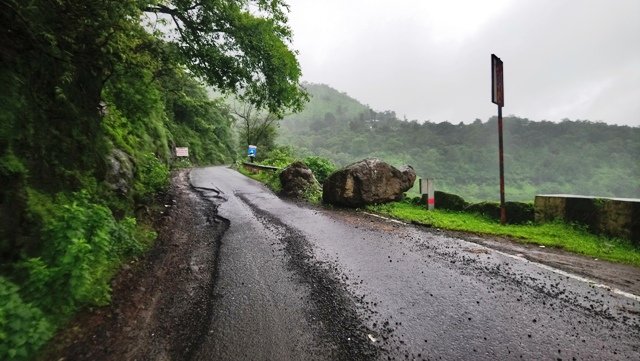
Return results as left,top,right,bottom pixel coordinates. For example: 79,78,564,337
287,0,640,126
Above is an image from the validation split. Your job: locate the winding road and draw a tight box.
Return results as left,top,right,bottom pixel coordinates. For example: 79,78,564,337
188,166,640,360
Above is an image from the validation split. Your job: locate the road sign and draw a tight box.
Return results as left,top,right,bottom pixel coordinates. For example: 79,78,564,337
491,54,504,107
491,54,506,224
247,145,257,157
176,147,189,157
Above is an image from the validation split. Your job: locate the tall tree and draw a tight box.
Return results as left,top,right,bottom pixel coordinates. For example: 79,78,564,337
143,0,308,116
231,101,279,151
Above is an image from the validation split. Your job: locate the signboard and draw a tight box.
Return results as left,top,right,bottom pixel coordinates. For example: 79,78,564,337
247,145,257,157
491,54,504,107
175,147,189,157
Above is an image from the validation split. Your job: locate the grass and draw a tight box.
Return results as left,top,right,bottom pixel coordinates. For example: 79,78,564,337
236,165,322,204
368,201,640,267
237,166,282,192
235,166,640,267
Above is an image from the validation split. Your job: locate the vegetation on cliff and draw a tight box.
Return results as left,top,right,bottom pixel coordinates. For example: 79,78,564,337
0,1,305,359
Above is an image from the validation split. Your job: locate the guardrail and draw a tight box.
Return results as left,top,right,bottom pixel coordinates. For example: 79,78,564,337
241,162,280,173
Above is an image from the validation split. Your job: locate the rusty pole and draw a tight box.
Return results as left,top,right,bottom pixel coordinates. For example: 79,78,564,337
498,105,506,224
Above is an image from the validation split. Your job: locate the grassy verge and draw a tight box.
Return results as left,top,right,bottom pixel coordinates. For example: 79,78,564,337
368,201,640,267
237,166,282,192
237,165,323,203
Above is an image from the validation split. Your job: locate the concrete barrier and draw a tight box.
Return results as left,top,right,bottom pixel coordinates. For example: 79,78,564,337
534,194,640,245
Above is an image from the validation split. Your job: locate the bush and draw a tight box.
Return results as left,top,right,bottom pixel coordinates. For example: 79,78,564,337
505,202,534,224
302,156,336,184
464,201,534,224
434,191,468,211
22,190,147,318
0,277,54,361
465,202,501,220
134,153,169,200
260,146,296,168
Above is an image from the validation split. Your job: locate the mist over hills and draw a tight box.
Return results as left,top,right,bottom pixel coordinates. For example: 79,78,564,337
279,83,640,202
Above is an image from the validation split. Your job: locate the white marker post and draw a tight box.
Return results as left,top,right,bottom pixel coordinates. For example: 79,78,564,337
419,178,435,210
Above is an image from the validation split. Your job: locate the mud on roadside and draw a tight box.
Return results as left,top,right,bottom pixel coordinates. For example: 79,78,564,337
40,169,228,361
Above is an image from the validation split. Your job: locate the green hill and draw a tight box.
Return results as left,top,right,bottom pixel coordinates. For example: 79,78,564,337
279,83,640,202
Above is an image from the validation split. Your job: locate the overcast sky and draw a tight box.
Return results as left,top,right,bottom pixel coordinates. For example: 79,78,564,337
286,0,640,126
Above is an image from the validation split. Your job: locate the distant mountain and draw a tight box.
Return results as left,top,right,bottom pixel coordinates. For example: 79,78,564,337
279,83,640,202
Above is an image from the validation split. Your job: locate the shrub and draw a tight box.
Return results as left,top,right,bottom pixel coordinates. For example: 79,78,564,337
303,156,336,184
505,202,534,224
260,146,296,168
22,190,146,318
434,191,468,211
0,277,53,361
465,202,501,220
135,153,169,200
464,201,534,224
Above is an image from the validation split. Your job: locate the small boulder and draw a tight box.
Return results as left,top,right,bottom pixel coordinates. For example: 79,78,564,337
322,158,416,207
279,161,320,198
105,148,134,195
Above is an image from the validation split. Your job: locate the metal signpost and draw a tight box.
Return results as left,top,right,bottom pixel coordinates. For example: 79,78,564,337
247,145,257,163
491,54,506,224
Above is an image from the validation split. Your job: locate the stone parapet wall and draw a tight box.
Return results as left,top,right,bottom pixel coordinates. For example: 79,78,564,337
534,195,640,245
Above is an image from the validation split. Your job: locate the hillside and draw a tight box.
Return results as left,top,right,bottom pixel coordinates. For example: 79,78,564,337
279,83,640,202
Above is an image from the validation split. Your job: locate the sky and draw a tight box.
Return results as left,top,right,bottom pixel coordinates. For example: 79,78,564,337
286,0,640,126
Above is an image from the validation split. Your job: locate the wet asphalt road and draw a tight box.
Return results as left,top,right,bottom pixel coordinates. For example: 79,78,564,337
189,166,640,361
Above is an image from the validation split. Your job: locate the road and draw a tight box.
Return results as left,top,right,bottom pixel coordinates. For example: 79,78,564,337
189,166,640,361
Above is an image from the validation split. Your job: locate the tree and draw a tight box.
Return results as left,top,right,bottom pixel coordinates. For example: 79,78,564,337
143,0,308,116
231,101,280,151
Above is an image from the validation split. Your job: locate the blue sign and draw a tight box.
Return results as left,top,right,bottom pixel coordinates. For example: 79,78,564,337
247,145,257,157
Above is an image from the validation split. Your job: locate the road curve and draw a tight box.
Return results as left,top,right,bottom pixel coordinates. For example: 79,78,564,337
190,166,640,361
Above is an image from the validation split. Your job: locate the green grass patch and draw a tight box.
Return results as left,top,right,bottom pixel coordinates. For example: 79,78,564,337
237,166,282,193
368,201,640,267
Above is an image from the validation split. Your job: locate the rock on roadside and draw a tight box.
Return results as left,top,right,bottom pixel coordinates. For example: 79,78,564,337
279,161,321,198
322,158,416,207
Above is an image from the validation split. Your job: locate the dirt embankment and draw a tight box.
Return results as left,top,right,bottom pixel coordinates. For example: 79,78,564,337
41,170,228,361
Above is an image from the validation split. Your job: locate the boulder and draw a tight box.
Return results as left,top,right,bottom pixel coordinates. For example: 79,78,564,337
105,148,134,195
279,161,320,198
322,158,416,207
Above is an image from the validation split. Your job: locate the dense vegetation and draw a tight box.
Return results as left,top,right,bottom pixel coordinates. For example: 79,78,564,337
0,1,305,359
279,83,640,202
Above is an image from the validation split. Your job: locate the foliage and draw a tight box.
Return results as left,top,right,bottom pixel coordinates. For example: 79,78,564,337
279,84,640,202
134,154,170,202
0,277,54,361
368,201,640,267
1,0,304,357
231,101,280,153
259,146,297,168
303,156,337,184
21,190,148,317
504,202,534,224
237,167,282,193
143,0,308,116
464,202,501,220
434,191,468,211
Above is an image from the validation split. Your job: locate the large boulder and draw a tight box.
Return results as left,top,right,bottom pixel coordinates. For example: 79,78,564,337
322,158,416,207
279,161,320,198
